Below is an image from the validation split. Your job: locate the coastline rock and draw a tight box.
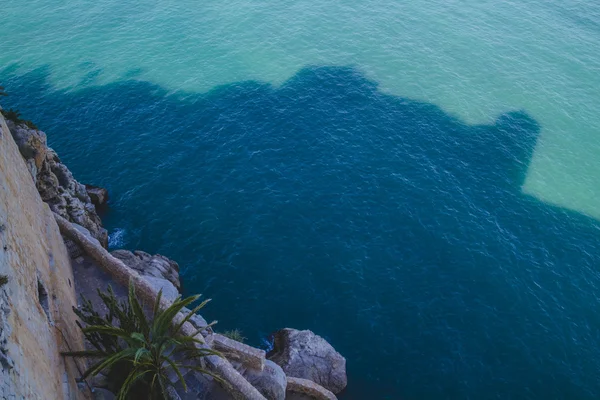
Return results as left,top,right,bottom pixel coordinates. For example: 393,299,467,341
111,249,181,290
181,307,213,336
7,120,108,248
85,184,109,209
7,121,47,176
144,276,179,301
243,360,287,400
268,329,347,394
66,223,102,258
286,377,337,400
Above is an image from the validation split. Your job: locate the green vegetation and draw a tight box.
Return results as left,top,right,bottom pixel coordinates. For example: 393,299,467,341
0,275,7,287
0,87,38,129
0,108,38,130
63,281,221,400
221,329,246,343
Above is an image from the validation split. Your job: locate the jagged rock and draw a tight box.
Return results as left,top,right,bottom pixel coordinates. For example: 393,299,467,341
243,360,287,400
85,184,109,208
6,120,108,248
111,249,181,290
7,121,47,176
268,329,347,394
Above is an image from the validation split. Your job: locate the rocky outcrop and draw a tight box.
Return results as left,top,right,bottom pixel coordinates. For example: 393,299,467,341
286,377,337,400
6,120,108,247
111,249,181,291
268,329,347,394
56,213,268,400
2,112,349,399
243,360,287,400
0,113,88,399
85,184,109,209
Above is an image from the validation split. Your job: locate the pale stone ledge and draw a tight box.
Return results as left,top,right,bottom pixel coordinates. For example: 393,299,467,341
286,377,337,400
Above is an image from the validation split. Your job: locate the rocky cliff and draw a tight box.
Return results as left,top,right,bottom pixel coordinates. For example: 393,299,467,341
6,119,108,248
0,113,88,399
0,109,347,400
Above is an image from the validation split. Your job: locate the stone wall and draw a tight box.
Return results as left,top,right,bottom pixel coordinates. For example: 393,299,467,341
0,113,88,399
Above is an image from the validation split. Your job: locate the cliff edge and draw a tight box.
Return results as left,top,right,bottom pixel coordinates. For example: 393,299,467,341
0,108,347,400
0,112,89,399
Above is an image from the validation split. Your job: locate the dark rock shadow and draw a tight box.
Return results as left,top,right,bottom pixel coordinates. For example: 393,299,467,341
2,65,600,400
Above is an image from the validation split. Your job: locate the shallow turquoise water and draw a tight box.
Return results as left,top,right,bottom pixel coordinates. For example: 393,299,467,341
2,1,600,398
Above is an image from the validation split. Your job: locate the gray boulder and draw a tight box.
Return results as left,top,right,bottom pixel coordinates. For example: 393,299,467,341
85,184,109,208
268,329,347,394
143,276,179,302
111,249,180,290
243,360,287,400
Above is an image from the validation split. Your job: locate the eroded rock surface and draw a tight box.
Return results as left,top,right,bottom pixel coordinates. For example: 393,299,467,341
0,113,88,399
243,360,287,400
85,184,109,209
268,329,347,394
7,120,108,248
111,249,181,290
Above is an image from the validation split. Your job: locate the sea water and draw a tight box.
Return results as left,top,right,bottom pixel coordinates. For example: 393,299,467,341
2,1,600,398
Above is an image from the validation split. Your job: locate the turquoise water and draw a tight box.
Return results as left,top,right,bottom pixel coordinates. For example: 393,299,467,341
2,1,600,398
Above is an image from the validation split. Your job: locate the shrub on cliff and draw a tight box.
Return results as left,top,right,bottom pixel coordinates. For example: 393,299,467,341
221,329,246,343
0,108,38,130
63,281,221,400
0,275,7,287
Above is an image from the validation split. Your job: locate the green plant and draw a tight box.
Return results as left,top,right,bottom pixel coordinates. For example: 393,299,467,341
0,275,7,287
63,281,220,400
221,329,246,343
0,108,38,130
1,108,20,121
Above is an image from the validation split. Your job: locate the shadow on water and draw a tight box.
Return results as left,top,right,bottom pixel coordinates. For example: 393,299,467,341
3,65,600,399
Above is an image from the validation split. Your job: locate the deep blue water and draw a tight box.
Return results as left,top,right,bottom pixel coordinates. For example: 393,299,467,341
3,66,600,399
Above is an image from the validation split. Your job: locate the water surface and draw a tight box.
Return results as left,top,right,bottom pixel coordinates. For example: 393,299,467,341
2,1,600,398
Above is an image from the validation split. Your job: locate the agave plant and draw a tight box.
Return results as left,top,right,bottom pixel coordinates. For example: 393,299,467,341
64,281,221,400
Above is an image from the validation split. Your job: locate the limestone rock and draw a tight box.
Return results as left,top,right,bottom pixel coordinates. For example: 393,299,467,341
144,276,179,301
66,223,102,258
268,329,347,394
181,307,213,336
6,121,47,175
243,360,287,400
6,120,108,248
286,377,337,400
111,249,181,290
85,184,109,208
0,113,87,399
